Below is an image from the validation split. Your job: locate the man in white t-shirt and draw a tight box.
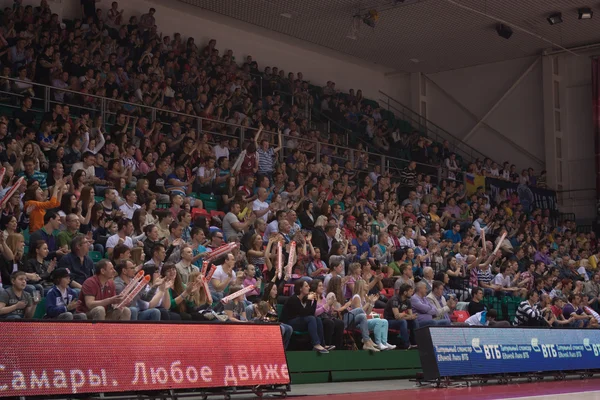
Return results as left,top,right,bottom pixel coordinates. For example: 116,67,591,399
213,137,229,160
252,188,271,222
208,253,236,302
106,219,134,256
222,203,255,240
119,188,141,220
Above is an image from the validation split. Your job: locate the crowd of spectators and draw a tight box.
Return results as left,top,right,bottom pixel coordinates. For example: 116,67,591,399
0,0,595,354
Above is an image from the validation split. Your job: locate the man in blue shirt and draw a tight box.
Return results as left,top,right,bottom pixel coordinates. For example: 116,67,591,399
443,222,462,244
352,229,372,258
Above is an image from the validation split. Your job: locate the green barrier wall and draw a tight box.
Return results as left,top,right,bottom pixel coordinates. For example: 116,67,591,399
286,350,422,384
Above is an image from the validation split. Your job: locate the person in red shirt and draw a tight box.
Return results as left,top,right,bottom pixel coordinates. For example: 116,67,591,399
343,216,358,241
77,259,132,321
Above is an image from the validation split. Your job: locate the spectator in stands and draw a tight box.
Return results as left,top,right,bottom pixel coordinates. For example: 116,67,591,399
106,218,134,256
255,128,282,180
385,283,417,349
57,213,81,249
0,271,37,319
77,259,131,321
208,253,236,302
411,281,451,327
45,268,86,320
426,280,457,323
58,235,94,289
280,280,330,354
114,259,163,321
22,175,64,232
260,282,293,349
468,287,485,316
563,293,592,327
465,309,499,326
28,210,65,259
514,291,547,326
310,279,344,350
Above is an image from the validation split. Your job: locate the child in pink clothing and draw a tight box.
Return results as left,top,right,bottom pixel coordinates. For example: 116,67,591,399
243,264,262,302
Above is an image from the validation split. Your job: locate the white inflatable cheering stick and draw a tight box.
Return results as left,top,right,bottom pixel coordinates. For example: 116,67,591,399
118,270,145,298
202,264,217,304
220,285,256,304
285,241,296,280
493,231,507,255
200,260,209,278
117,275,151,309
0,176,25,209
204,242,239,262
276,241,283,280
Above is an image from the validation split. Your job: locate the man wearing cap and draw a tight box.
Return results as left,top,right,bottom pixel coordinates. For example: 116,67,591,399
45,268,86,320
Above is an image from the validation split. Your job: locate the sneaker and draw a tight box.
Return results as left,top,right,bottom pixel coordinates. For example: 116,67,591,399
375,342,389,351
215,314,228,322
383,343,397,350
363,343,380,352
408,344,419,350
314,346,329,354
325,345,336,351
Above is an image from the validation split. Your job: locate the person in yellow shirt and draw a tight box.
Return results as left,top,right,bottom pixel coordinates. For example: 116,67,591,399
588,250,600,270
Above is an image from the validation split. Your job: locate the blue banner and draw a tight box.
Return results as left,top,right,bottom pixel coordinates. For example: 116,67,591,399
422,327,600,378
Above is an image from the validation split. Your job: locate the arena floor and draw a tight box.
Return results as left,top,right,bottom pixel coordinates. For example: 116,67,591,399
284,378,600,400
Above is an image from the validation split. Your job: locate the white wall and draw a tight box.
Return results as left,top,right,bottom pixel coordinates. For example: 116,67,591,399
425,56,545,170
559,52,596,220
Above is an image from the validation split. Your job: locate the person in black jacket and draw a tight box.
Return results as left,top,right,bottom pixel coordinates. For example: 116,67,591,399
298,200,315,230
311,222,337,260
280,280,330,353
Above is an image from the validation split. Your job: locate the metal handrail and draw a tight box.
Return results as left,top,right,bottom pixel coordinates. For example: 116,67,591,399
379,90,495,164
1,76,444,179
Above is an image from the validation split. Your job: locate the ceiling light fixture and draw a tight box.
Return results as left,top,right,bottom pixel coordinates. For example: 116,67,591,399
547,12,563,25
496,23,513,39
578,7,593,19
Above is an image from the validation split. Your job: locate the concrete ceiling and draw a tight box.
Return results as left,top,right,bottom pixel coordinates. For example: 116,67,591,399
178,0,600,73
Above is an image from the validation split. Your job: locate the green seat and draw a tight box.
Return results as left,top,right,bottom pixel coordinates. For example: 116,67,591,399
33,297,47,320
94,196,104,203
23,246,29,255
196,193,218,211
22,228,30,243
89,251,102,263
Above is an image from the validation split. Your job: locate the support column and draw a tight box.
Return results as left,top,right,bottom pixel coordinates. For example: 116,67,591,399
410,72,428,132
542,54,567,203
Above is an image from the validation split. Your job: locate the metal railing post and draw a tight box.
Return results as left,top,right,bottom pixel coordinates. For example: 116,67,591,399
100,98,107,131
197,117,202,135
151,108,156,124
240,127,245,150
44,86,50,112
316,141,321,163
259,76,263,99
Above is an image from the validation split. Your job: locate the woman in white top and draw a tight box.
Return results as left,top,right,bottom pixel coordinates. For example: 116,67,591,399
344,280,396,351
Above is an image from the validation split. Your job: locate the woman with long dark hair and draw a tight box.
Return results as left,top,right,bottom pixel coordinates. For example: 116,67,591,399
161,263,205,321
310,279,344,351
257,282,293,349
298,200,315,230
280,280,330,353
